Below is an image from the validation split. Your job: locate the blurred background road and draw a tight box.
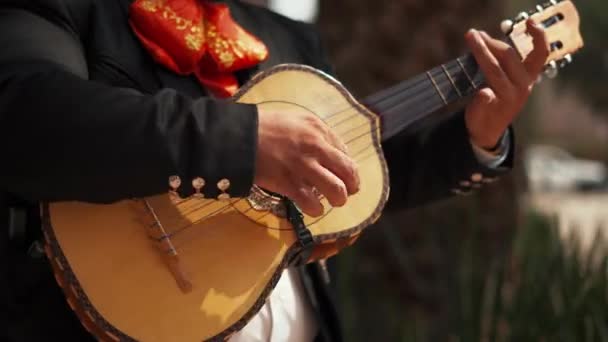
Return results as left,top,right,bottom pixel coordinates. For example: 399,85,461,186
526,192,608,253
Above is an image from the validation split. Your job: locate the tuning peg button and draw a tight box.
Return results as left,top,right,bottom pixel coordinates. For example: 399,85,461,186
516,11,529,22
500,19,514,34
545,68,558,79
544,61,558,79
558,54,573,68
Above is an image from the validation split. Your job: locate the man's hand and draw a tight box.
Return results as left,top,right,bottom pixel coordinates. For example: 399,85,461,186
254,103,360,217
465,19,550,149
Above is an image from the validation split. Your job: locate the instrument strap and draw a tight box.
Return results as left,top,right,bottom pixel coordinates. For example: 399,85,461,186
284,198,314,267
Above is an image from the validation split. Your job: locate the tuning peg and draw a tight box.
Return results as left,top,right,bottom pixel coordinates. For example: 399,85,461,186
516,11,530,22
536,5,544,13
536,74,544,84
558,54,573,68
543,0,559,7
544,60,559,79
500,19,514,35
545,67,558,79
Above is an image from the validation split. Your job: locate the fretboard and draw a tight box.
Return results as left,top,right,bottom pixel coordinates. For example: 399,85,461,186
362,53,485,141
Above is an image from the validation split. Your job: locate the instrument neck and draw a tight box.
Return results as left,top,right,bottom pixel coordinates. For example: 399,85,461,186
361,53,485,141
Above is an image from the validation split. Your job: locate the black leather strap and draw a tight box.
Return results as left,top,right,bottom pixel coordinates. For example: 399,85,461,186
284,198,314,266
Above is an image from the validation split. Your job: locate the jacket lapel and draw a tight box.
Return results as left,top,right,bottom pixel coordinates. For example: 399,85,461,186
115,0,163,94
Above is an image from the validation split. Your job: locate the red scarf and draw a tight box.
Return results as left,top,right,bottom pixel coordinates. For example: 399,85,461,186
129,0,269,98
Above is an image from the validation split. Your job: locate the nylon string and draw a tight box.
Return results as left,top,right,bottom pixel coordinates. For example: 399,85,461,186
147,56,482,249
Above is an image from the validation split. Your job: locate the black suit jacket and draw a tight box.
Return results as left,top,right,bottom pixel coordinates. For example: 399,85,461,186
0,0,512,341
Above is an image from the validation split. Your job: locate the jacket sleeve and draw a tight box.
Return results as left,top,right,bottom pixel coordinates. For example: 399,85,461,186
307,27,514,212
0,5,258,203
382,114,514,211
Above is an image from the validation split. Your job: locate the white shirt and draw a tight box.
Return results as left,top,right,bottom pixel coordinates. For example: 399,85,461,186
229,268,318,342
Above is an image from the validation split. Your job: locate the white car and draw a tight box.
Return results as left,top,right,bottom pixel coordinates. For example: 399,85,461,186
523,145,607,192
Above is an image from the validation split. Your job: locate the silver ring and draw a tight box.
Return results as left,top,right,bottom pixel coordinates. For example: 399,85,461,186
311,187,322,199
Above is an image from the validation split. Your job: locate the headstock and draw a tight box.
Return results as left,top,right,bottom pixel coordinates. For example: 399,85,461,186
501,0,584,79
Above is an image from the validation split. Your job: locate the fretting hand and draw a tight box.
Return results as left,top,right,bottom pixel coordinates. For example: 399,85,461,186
254,103,360,217
464,19,550,149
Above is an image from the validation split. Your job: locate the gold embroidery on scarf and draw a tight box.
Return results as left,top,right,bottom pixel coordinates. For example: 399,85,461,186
137,0,204,51
185,33,203,50
140,0,162,12
206,24,268,68
160,3,194,31
135,0,268,60
218,51,235,67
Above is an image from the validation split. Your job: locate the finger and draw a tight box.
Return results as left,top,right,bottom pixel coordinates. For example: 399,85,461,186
324,125,349,154
306,113,348,154
284,181,324,217
469,88,496,112
465,29,512,95
318,145,360,195
304,160,348,207
466,88,510,149
479,31,531,89
466,88,498,129
524,19,550,76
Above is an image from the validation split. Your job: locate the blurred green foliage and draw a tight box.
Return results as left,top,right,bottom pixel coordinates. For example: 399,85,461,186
338,212,608,342
506,213,608,341
459,212,608,342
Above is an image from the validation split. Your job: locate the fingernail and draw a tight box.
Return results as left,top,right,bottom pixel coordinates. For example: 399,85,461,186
474,31,484,43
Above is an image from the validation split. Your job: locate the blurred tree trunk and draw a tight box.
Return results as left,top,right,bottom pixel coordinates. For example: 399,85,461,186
316,1,524,341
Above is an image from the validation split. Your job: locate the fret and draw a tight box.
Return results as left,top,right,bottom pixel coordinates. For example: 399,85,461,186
439,57,482,102
430,64,462,105
441,64,462,98
456,56,478,89
426,71,448,105
362,52,488,142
